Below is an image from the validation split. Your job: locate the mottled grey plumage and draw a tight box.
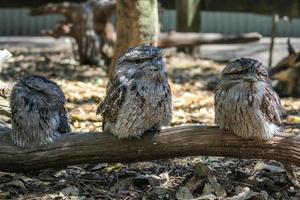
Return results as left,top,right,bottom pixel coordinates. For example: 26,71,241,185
97,45,172,138
215,58,283,140
10,75,71,147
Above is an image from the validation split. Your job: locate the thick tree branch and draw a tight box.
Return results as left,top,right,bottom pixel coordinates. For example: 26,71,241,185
0,125,298,172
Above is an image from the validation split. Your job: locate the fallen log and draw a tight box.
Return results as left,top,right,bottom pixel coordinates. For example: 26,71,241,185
157,32,262,48
0,125,298,172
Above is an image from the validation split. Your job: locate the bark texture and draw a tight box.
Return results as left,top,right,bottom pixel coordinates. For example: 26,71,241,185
0,125,298,172
108,0,159,77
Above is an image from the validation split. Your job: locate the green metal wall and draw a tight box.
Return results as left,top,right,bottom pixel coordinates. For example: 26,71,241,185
0,9,64,36
0,8,299,36
161,10,300,37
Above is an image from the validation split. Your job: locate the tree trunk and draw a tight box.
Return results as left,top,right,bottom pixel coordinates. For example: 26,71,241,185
77,2,102,65
176,0,201,32
0,125,299,172
108,0,159,78
93,0,116,64
268,14,278,67
176,0,201,53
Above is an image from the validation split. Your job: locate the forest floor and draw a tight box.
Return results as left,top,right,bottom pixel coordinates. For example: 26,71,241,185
0,45,300,199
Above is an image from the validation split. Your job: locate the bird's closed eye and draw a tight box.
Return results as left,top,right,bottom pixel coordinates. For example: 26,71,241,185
133,57,153,65
223,70,244,76
24,82,42,92
133,59,143,65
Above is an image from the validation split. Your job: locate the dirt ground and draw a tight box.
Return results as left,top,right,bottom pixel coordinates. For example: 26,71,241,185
0,45,300,200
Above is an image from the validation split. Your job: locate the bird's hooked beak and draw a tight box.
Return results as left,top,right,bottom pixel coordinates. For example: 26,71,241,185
149,57,163,71
242,73,257,83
